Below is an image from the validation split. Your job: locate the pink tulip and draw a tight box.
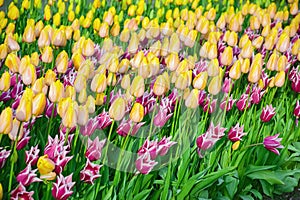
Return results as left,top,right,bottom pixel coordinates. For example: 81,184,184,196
250,86,265,104
80,159,102,184
294,100,300,118
153,108,173,128
228,123,246,142
116,119,145,136
25,145,40,166
138,138,158,160
222,78,233,94
220,95,236,111
0,147,11,168
52,173,75,200
263,134,284,155
16,165,42,186
203,98,217,114
85,137,106,161
135,151,158,174
236,94,251,111
260,105,276,122
11,184,34,200
157,136,177,156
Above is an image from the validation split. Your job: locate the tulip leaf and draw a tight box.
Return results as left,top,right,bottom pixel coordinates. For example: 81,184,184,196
244,165,276,175
133,188,152,200
247,170,284,185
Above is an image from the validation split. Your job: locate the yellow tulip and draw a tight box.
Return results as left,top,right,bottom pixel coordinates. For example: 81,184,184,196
62,102,77,128
130,102,144,123
91,73,107,93
109,97,126,121
220,46,233,66
51,28,66,47
0,72,11,92
229,60,241,80
7,5,19,20
16,94,32,122
0,107,13,134
45,69,56,86
56,50,68,74
185,89,199,109
37,155,55,175
130,75,145,98
21,63,36,86
5,52,20,73
41,46,53,63
208,76,222,95
274,71,285,87
49,80,64,103
32,93,46,116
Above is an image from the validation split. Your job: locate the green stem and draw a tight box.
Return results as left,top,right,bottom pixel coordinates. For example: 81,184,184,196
102,120,115,164
149,96,159,137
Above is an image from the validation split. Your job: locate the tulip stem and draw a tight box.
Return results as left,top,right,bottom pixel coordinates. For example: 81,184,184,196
241,143,263,151
47,104,56,137
65,128,70,144
149,96,159,137
8,122,22,198
45,182,52,200
103,120,115,164
72,126,80,155
0,134,2,144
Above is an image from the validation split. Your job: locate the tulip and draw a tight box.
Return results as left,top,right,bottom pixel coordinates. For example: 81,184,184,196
23,25,35,43
38,29,50,48
252,36,264,49
241,58,250,74
52,174,75,200
240,40,253,59
72,51,85,70
267,52,278,71
175,72,189,90
16,94,32,122
248,63,261,83
49,80,64,103
199,42,210,58
32,93,46,116
220,46,233,66
274,71,285,87
0,147,11,169
276,33,290,53
207,43,218,60
22,63,36,86
10,184,34,200
55,51,68,74
0,44,7,60
80,159,102,184
0,72,10,92
207,59,219,77
228,123,246,142
130,75,145,98
236,94,251,111
227,31,238,47
51,29,66,47
130,102,144,123
229,60,241,80
85,137,106,161
7,35,20,52
25,145,40,166
165,53,180,71
82,38,95,57
109,97,126,121
91,73,107,93
260,105,276,122
277,55,287,71
208,76,222,95
0,107,13,134
41,46,53,63
263,134,283,155
45,69,56,86
185,89,199,109
7,4,19,20
5,52,20,73
153,75,168,96
169,33,180,54
136,151,158,174
16,165,41,186
77,105,89,126
0,183,2,200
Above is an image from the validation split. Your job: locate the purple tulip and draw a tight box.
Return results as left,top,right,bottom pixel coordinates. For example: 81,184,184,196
153,108,173,128
236,94,251,111
96,111,113,129
0,147,11,168
138,138,158,160
52,174,75,200
196,122,226,156
45,99,57,118
263,134,284,155
25,145,40,166
136,91,156,115
157,136,177,156
135,151,158,174
228,123,246,142
17,130,31,150
222,78,233,94
294,100,300,118
250,86,265,104
11,184,34,200
85,137,106,161
116,119,145,136
0,91,11,102
16,165,42,186
220,95,236,111
203,98,217,114
260,105,276,122
11,81,23,99
80,159,102,184
80,117,99,136
198,90,207,106
291,73,300,93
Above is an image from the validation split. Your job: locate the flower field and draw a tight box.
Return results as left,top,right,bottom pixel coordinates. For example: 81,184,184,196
0,0,300,199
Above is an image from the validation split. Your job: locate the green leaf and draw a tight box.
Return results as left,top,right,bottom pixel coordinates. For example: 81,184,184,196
244,165,276,175
225,174,239,199
103,185,115,200
259,180,274,197
247,170,284,185
133,188,152,200
239,194,254,200
275,176,298,194
161,164,172,200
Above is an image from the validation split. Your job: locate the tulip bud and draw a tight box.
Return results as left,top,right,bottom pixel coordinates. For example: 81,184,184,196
32,93,46,116
175,72,189,90
0,72,11,92
229,59,241,80
32,78,45,94
250,16,260,30
65,85,76,101
207,43,217,60
239,34,249,49
45,69,56,86
153,75,168,96
248,63,261,83
41,46,53,63
31,52,39,66
0,107,13,134
91,73,107,93
0,44,7,60
165,53,180,71
130,75,145,98
82,38,95,57
55,50,68,74
252,36,264,49
9,118,24,141
193,71,208,90
277,55,287,71
276,33,290,53
185,89,199,109
290,2,298,15
49,80,64,103
62,101,77,128
51,29,66,47
22,63,36,86
240,40,253,59
5,52,20,73
22,25,35,43
74,74,87,93
130,102,144,123
169,33,180,53
7,35,20,52
217,14,226,29
37,155,55,175
274,71,285,87
208,76,222,95
227,31,238,47
220,46,233,66
109,97,126,121
77,105,89,126
38,29,50,48
207,58,219,77
292,39,300,56
16,95,32,122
